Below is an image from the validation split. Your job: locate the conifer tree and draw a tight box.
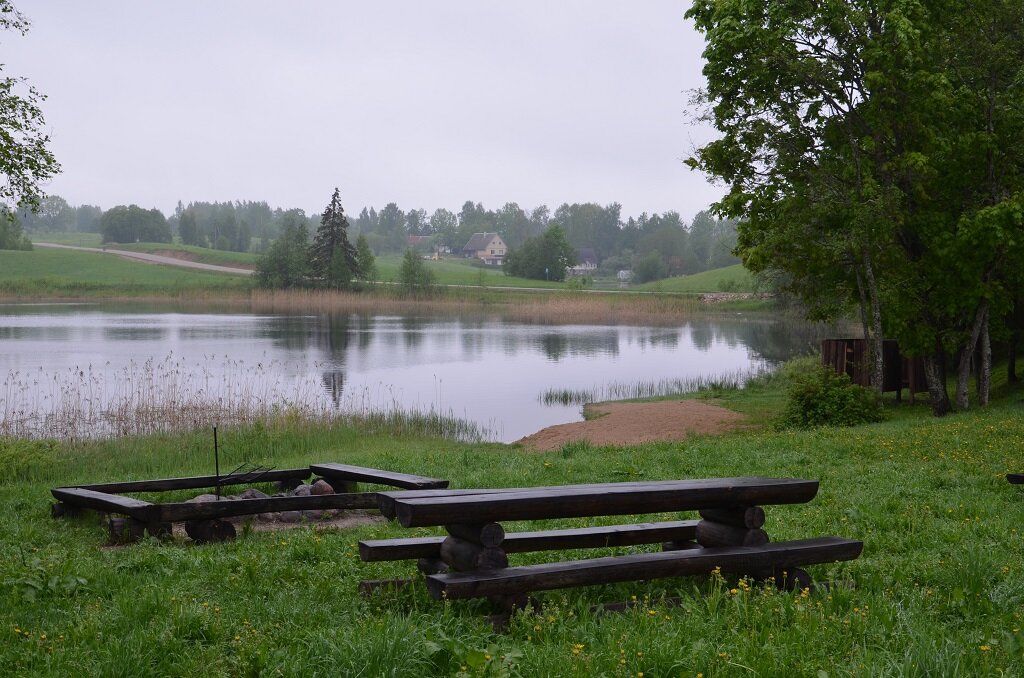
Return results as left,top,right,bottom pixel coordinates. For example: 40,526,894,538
309,188,359,288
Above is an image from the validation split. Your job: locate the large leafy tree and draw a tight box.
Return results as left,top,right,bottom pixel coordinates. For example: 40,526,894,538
309,188,359,289
1,1,60,223
255,212,309,288
99,205,171,243
687,0,1024,416
398,248,436,296
504,224,575,282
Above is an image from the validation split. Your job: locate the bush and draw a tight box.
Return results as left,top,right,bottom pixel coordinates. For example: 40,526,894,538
777,359,884,429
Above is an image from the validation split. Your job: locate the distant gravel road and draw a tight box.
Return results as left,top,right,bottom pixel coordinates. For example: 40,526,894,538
34,242,254,276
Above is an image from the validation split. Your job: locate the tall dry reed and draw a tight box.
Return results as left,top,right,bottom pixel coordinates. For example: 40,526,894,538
246,288,704,326
0,354,491,442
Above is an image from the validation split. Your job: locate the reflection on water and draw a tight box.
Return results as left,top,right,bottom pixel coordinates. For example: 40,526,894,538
0,303,836,441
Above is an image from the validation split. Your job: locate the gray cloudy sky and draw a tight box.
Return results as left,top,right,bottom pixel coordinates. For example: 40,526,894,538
6,1,721,221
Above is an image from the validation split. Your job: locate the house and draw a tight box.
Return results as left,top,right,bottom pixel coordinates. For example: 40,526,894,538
406,234,432,250
461,232,507,265
568,247,598,276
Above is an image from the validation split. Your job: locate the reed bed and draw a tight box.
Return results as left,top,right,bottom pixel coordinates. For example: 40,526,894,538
246,288,705,326
538,366,772,406
0,354,491,443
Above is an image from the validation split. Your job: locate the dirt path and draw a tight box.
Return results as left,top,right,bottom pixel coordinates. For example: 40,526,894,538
516,399,748,451
34,242,254,276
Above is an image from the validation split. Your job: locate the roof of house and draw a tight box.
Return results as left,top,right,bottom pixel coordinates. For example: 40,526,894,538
407,234,432,246
576,247,598,265
462,232,503,252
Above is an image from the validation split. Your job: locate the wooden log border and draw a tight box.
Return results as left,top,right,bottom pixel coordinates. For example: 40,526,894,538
50,463,451,542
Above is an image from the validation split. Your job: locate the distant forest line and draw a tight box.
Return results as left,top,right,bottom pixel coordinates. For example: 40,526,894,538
15,195,741,281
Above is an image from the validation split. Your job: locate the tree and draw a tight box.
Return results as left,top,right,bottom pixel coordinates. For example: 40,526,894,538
99,205,171,243
0,2,60,221
377,202,406,251
687,0,1024,416
398,248,435,296
255,213,309,288
429,208,458,248
309,188,359,289
355,233,377,284
504,224,575,282
178,208,200,246
0,213,30,249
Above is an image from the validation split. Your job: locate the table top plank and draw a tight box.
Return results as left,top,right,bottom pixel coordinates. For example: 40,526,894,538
392,477,819,527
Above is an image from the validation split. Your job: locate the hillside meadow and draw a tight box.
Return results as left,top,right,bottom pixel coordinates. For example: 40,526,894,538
26,234,757,295
1,374,1023,676
0,248,249,297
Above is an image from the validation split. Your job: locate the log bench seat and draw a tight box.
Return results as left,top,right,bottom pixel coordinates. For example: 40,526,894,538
425,537,864,600
359,519,700,562
359,477,863,614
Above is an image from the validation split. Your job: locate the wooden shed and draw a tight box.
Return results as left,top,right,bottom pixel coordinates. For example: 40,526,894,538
821,338,928,402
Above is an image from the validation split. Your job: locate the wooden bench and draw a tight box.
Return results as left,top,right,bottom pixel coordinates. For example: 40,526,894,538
1008,474,1024,485
359,477,863,613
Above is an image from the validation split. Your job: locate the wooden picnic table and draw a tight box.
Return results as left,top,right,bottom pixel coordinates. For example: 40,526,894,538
361,477,863,615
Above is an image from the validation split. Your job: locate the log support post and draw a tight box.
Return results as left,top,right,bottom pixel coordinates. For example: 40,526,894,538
185,518,237,544
108,516,149,544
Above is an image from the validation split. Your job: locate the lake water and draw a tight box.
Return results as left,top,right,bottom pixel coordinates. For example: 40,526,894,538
0,303,833,441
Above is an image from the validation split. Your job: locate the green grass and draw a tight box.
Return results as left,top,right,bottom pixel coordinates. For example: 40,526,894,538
0,248,250,296
110,242,259,268
29,232,103,247
635,264,756,294
2,372,1024,675
375,255,571,289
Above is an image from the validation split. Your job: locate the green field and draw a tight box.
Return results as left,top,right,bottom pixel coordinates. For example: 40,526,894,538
634,264,757,294
29,232,103,247
110,242,259,268
0,247,249,296
2,368,1023,675
374,254,571,289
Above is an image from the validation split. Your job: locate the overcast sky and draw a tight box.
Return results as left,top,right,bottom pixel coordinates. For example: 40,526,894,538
6,1,722,222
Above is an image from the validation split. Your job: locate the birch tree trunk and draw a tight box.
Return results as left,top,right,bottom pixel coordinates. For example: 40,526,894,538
979,309,991,405
856,250,888,393
955,301,989,411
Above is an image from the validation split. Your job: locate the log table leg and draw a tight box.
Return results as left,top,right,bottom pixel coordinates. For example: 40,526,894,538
185,519,237,544
108,516,149,544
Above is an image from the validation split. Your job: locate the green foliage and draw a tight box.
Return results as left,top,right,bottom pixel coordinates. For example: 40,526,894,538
777,359,884,429
0,2,60,219
0,214,31,250
397,248,436,296
687,0,1024,413
503,224,574,281
100,205,172,244
309,188,359,289
354,233,376,283
632,252,667,283
255,215,309,288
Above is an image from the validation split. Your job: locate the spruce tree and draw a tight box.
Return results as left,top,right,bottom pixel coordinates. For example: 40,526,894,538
309,188,359,288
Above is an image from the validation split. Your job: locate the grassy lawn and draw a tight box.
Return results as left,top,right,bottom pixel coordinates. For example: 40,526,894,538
374,254,569,289
109,243,259,268
2,372,1023,675
635,265,757,294
29,232,103,247
0,247,250,296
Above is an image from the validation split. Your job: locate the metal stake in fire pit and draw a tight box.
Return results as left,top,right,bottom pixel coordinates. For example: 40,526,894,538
213,426,221,500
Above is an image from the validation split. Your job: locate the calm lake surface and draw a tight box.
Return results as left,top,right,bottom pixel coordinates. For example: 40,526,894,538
0,303,833,442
